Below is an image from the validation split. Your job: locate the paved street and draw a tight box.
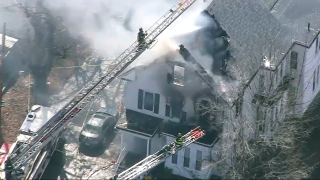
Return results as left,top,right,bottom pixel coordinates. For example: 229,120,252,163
41,58,126,180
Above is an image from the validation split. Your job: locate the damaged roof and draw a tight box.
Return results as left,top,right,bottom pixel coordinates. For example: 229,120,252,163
116,109,162,137
206,0,292,80
162,121,219,146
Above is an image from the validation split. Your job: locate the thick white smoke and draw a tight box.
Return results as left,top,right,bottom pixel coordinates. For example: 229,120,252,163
44,0,211,66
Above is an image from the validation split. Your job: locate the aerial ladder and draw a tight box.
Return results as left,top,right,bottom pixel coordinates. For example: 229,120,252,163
8,0,200,175
113,127,206,180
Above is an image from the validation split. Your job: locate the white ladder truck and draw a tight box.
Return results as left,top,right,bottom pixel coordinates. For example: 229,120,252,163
7,0,200,178
113,126,206,180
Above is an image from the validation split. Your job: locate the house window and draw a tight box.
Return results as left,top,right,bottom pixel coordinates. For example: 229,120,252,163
180,111,187,123
290,51,298,69
172,152,178,164
258,109,265,133
138,89,144,110
165,104,171,117
258,74,265,92
313,70,316,91
235,97,243,117
154,94,160,114
138,89,160,113
275,106,278,122
183,147,190,168
195,150,202,171
316,37,319,53
317,65,320,85
275,69,278,84
144,92,154,111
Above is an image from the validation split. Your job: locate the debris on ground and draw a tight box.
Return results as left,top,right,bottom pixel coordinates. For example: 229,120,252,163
1,76,35,143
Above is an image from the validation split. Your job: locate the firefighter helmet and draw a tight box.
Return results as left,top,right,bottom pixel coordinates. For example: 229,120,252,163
178,133,182,138
139,27,143,31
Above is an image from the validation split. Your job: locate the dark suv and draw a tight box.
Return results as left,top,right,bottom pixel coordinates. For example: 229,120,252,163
79,107,119,148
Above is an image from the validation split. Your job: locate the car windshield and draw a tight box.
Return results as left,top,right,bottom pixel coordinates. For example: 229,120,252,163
105,108,117,116
83,124,101,134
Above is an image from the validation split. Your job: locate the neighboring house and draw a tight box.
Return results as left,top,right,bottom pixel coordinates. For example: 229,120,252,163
116,49,224,179
0,33,29,93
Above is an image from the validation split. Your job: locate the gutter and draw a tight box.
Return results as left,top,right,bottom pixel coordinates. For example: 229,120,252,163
162,133,220,148
116,126,154,138
231,30,320,108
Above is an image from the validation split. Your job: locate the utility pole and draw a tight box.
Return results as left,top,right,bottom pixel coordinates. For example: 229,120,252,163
0,22,6,122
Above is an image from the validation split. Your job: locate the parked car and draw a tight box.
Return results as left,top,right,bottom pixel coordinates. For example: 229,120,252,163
79,107,119,148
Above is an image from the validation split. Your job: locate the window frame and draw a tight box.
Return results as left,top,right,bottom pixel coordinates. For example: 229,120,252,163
183,147,190,168
138,90,160,113
317,65,320,85
195,150,202,171
171,152,178,164
290,51,298,69
313,70,316,91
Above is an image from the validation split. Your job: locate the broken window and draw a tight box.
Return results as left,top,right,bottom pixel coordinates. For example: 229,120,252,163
290,51,298,69
144,92,154,111
172,152,178,164
180,111,187,123
154,94,160,114
173,65,185,86
195,150,202,171
184,147,190,168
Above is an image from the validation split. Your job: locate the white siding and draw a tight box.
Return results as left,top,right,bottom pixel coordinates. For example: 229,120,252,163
300,35,320,114
164,135,216,179
124,60,198,123
121,131,149,156
150,134,162,154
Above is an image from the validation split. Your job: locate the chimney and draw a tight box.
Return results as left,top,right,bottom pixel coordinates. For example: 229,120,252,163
308,23,311,32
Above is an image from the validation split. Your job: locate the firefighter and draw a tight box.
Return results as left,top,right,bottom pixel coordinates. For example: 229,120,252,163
157,144,172,156
174,133,183,149
4,157,13,180
137,27,147,47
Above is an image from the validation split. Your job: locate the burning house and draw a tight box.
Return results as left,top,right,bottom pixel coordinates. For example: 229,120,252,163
115,45,228,179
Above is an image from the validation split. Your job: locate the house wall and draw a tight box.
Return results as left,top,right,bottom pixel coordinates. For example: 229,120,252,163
124,57,207,123
164,135,217,179
121,131,150,157
150,134,163,154
300,35,320,114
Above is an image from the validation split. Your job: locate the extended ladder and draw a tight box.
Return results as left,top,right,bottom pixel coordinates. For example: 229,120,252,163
10,0,199,171
115,127,205,180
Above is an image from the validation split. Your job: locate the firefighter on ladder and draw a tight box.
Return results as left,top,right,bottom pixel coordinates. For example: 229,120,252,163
137,27,147,51
4,157,13,180
174,133,184,149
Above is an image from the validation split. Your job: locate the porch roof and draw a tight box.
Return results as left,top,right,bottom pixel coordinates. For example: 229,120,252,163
162,121,220,146
116,109,163,137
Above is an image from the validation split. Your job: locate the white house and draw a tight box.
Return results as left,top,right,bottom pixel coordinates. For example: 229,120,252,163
116,48,224,179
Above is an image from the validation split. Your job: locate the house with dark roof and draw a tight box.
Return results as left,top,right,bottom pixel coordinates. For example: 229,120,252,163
204,0,320,149
116,46,227,179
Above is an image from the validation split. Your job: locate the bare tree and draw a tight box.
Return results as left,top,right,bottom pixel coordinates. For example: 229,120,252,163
197,47,318,179
2,0,85,105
